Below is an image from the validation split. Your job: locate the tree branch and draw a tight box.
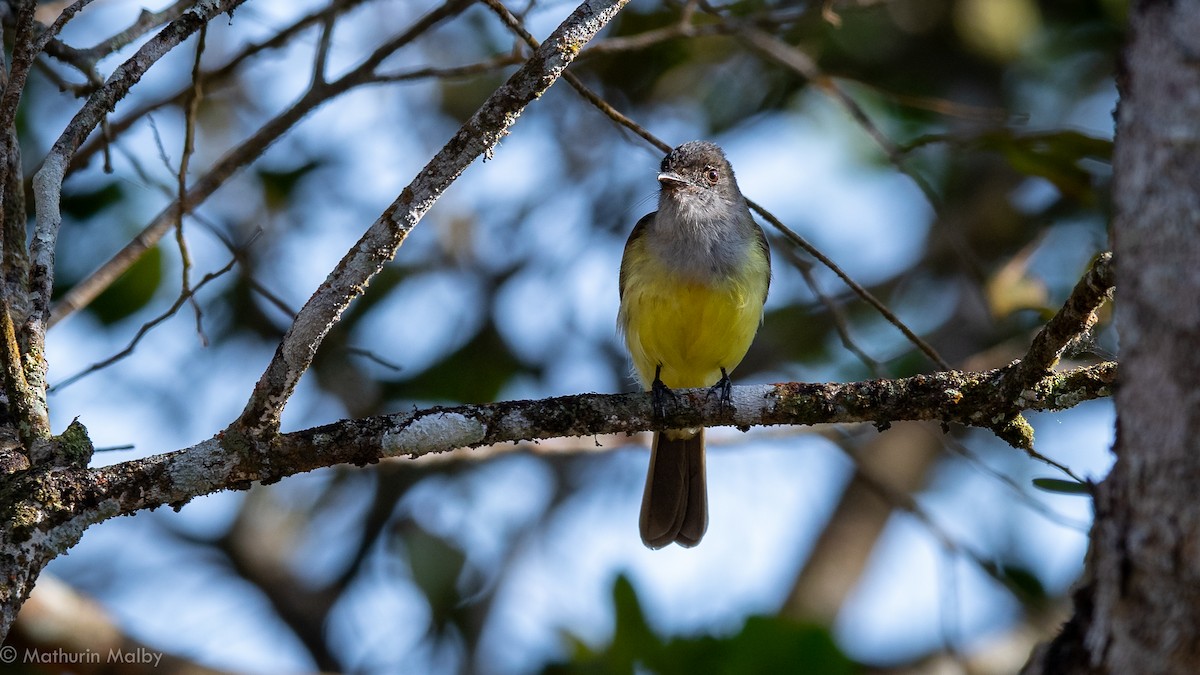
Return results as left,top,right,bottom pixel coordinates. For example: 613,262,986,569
0,361,1113,639
1010,252,1114,390
233,0,633,434
26,362,1118,530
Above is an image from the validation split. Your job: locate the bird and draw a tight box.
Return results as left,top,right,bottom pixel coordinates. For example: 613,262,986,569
618,141,770,548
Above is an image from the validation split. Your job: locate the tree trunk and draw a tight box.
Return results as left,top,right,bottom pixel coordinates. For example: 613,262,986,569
1025,1,1200,672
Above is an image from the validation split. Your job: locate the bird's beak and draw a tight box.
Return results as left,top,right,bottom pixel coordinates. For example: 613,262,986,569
657,172,688,187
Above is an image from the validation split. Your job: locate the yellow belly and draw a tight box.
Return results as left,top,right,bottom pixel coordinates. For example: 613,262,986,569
620,267,766,390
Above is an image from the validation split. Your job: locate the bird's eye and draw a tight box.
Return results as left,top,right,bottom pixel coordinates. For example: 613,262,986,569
705,168,719,183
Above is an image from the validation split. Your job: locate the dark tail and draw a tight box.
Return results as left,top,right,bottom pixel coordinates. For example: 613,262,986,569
639,429,707,548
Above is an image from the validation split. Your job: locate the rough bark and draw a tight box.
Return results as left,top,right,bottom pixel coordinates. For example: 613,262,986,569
1023,1,1200,672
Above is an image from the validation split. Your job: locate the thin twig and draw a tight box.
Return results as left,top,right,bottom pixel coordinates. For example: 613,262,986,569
777,244,885,377
937,430,1089,530
53,0,194,63
311,7,337,87
177,23,208,346
368,54,525,84
346,347,404,372
32,0,98,56
843,447,1055,606
32,0,252,324
1011,252,1114,390
51,257,239,392
753,201,952,370
735,26,986,283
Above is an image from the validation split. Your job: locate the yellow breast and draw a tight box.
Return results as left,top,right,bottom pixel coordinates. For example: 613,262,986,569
619,247,768,390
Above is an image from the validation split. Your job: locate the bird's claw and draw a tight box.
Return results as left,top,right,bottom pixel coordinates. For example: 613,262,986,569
651,364,677,421
706,368,734,413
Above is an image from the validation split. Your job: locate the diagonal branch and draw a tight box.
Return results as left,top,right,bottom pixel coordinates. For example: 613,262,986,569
233,0,633,435
993,252,1115,451
1010,252,1114,390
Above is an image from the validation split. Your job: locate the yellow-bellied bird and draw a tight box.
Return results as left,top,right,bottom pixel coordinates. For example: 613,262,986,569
618,141,770,548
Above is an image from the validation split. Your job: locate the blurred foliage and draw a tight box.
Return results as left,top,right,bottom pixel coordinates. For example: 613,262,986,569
257,160,325,211
30,0,1126,671
549,576,858,675
87,245,164,325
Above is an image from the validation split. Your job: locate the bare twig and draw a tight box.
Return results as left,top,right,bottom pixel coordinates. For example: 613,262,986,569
1011,253,1114,390
980,252,1115,470
754,202,952,370
735,27,987,284
51,256,239,392
777,244,886,377
73,0,194,61
40,0,195,81
481,0,670,153
177,23,209,345
938,431,1089,529
368,54,525,84
311,7,337,87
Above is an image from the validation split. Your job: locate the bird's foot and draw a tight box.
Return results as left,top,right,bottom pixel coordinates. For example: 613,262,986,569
706,368,734,413
651,365,677,421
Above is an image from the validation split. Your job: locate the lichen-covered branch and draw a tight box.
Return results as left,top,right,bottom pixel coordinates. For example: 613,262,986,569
991,251,1115,450
0,356,1113,641
234,0,632,434
38,362,1120,526
1010,252,1114,389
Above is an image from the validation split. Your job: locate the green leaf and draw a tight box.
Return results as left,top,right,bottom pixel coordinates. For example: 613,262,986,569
61,182,124,221
386,322,527,404
978,130,1113,202
996,564,1047,604
1031,477,1091,495
396,520,467,634
87,245,163,325
257,160,322,210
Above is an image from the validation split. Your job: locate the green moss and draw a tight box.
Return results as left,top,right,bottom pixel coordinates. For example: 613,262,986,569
55,419,93,468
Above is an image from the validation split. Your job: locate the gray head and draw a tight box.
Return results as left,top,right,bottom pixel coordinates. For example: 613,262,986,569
656,141,745,222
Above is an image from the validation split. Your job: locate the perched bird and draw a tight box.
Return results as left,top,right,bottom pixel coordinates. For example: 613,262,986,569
618,141,770,548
